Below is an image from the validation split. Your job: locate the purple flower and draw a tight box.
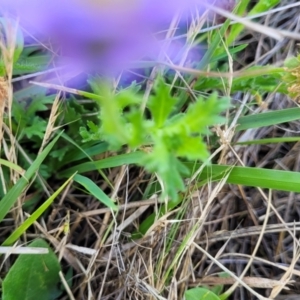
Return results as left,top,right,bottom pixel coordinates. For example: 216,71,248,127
0,1,222,80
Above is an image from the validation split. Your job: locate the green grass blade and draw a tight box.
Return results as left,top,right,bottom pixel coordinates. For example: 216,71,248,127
13,55,50,75
236,108,300,131
210,44,248,64
2,174,75,246
226,0,250,46
58,135,108,166
0,159,25,175
198,19,231,70
59,151,145,177
73,174,118,211
236,137,300,145
0,131,63,223
226,0,280,45
161,225,196,285
195,165,300,192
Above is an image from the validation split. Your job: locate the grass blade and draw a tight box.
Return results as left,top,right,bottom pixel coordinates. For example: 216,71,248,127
236,108,300,131
59,151,145,177
195,164,300,192
2,174,75,246
73,174,118,211
0,131,63,223
235,137,300,145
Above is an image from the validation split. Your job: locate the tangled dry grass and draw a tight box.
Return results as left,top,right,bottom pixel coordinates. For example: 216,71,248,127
1,1,300,300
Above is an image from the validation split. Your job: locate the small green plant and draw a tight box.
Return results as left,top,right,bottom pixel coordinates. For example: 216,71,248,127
80,77,230,199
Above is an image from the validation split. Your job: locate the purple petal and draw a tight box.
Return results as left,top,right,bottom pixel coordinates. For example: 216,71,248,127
0,0,217,79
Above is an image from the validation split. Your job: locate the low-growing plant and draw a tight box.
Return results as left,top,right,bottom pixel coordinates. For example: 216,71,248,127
80,76,230,199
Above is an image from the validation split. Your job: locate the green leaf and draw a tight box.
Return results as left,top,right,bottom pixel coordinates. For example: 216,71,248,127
236,108,300,131
12,95,54,140
12,55,50,75
2,175,75,246
199,19,231,70
0,159,25,175
210,284,224,297
210,44,248,64
141,137,189,199
235,137,300,146
148,77,177,128
168,94,229,134
226,0,280,45
57,138,108,167
201,66,284,95
59,151,146,178
23,117,47,139
73,174,118,211
80,121,102,142
92,85,130,149
115,86,141,109
189,164,300,193
0,131,63,223
185,287,220,300
88,76,141,109
249,0,280,15
125,110,146,147
175,135,208,161
2,239,61,300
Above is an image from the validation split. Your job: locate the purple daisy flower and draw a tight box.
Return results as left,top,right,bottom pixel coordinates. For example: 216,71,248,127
0,0,225,80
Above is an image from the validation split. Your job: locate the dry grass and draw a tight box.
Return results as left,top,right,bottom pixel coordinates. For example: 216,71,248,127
1,1,300,300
